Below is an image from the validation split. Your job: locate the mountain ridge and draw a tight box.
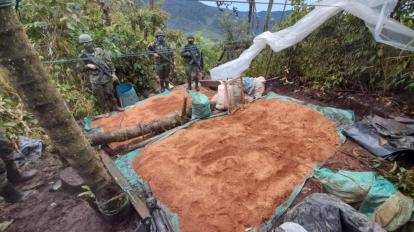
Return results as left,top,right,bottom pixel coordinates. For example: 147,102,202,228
162,0,291,40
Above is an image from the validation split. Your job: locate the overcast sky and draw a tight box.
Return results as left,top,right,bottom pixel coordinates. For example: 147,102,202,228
200,0,293,12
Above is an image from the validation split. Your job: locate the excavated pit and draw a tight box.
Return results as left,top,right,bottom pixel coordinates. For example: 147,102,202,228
133,99,340,232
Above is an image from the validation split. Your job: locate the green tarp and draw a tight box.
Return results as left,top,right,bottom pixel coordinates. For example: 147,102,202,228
314,167,414,230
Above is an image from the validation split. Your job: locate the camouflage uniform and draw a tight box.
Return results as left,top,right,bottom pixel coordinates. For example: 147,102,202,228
148,40,174,91
0,130,36,202
77,47,118,113
0,159,6,193
181,43,203,90
0,131,15,194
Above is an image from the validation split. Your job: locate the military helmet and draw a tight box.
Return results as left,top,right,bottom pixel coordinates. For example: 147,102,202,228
155,30,166,37
79,34,93,43
187,34,195,40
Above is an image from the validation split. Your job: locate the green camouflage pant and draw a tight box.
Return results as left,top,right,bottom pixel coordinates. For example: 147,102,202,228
185,65,199,89
157,64,171,90
0,158,7,192
92,81,118,113
0,131,12,192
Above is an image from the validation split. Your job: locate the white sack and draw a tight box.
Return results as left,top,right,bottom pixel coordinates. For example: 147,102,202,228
252,76,266,98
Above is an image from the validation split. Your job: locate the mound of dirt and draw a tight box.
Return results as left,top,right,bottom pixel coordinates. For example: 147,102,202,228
91,87,214,149
133,99,340,232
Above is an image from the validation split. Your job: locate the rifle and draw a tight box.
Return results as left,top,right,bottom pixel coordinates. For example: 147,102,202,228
136,183,173,232
158,51,175,66
187,46,204,82
149,43,174,66
80,53,113,78
149,43,176,88
80,53,120,102
188,47,202,70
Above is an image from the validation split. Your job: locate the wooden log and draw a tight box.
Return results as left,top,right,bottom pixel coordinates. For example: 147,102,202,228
181,96,188,124
121,120,195,152
199,80,220,88
89,112,181,145
99,151,151,220
116,133,163,153
111,132,155,155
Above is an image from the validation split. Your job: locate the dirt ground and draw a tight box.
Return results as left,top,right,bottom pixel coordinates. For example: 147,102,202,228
266,77,414,120
0,153,139,232
0,79,412,232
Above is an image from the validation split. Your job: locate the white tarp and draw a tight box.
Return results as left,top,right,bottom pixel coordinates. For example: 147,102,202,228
210,0,414,80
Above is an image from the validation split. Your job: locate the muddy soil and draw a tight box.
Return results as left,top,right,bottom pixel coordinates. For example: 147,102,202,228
0,153,138,232
266,78,414,120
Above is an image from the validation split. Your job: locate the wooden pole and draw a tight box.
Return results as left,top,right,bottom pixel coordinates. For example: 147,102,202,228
99,151,151,219
239,76,246,108
89,112,180,145
224,81,231,114
181,96,188,124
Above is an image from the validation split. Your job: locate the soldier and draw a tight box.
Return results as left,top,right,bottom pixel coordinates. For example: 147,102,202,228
77,34,124,113
0,130,36,203
148,31,175,92
181,34,203,91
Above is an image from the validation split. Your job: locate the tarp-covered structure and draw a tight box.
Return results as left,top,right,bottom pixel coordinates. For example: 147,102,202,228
210,0,414,80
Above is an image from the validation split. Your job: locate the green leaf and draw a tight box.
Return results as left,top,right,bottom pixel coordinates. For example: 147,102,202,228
0,220,14,231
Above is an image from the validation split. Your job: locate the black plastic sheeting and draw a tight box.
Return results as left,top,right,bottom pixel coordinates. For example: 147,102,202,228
274,193,385,232
343,116,414,161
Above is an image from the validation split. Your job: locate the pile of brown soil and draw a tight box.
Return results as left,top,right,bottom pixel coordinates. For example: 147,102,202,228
133,99,340,232
91,87,213,149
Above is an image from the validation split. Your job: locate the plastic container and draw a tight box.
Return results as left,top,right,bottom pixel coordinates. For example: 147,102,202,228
95,182,132,225
115,83,139,107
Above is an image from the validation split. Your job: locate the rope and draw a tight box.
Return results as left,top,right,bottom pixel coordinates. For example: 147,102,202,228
0,0,13,8
42,39,251,65
193,0,340,8
265,0,288,77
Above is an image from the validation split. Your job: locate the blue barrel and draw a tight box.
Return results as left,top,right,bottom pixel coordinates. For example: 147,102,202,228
116,83,139,108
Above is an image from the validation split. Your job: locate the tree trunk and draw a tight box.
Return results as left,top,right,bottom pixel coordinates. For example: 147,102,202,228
248,0,253,34
0,7,109,189
248,0,257,35
89,112,182,145
149,0,154,9
263,0,274,32
280,0,288,21
97,0,111,26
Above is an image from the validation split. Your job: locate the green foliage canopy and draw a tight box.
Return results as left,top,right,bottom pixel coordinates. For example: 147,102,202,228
248,1,414,93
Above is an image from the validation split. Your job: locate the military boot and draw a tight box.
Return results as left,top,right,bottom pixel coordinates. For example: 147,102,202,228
114,106,125,112
164,79,171,91
0,183,33,203
5,161,37,184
